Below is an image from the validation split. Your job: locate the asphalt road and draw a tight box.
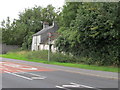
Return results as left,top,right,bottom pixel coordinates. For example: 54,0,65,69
0,58,119,90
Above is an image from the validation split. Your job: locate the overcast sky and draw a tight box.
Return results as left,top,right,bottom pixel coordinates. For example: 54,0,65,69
0,0,65,22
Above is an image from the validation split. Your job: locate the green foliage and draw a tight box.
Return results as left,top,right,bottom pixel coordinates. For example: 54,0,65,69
1,17,15,45
26,50,77,63
1,5,58,49
26,50,48,60
1,50,118,72
58,2,81,27
56,2,119,66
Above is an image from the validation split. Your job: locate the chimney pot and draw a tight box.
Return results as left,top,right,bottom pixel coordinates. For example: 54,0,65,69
43,21,49,28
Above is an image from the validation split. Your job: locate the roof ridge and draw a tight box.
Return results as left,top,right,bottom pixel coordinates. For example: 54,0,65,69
33,25,56,36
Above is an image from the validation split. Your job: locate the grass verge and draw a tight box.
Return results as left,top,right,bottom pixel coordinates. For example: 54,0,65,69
0,51,118,72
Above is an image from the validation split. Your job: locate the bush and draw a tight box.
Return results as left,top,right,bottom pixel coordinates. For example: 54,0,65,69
5,50,119,67
50,53,77,63
9,49,118,67
26,50,48,60
55,3,119,66
26,50,77,63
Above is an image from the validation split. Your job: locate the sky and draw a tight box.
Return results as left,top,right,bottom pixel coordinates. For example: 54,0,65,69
0,0,65,23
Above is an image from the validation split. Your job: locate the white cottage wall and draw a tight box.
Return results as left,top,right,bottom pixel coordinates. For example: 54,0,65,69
44,45,49,50
37,35,41,44
31,35,41,51
38,44,49,50
51,45,57,53
31,36,36,51
32,35,57,52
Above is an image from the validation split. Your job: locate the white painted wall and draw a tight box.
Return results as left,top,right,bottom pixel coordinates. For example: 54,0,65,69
39,44,49,50
51,45,57,52
31,35,57,52
31,36,35,51
31,35,41,51
37,35,41,45
38,44,56,52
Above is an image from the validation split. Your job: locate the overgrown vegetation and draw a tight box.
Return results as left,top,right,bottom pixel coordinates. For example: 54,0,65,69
26,50,77,63
1,50,118,72
56,2,120,66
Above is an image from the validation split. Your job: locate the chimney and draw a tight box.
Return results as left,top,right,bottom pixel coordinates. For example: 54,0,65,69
43,21,49,29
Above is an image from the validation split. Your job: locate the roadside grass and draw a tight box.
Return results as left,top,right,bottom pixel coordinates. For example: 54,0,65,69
0,51,118,72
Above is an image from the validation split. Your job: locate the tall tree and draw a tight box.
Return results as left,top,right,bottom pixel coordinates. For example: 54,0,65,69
56,2,119,66
1,17,14,45
1,5,58,49
58,2,81,27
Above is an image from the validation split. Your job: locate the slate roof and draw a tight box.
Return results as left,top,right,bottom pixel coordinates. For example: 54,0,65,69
33,22,58,36
32,22,59,44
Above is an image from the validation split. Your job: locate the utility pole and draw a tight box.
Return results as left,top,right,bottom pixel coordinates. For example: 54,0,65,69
48,32,51,62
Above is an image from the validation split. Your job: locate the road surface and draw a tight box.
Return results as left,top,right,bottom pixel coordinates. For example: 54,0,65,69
0,57,119,90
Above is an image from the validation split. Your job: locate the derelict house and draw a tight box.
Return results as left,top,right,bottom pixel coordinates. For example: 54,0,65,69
31,22,58,52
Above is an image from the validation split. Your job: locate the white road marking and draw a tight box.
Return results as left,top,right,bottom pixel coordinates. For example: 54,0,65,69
3,63,38,70
26,72,46,79
2,61,117,79
56,82,101,90
2,62,46,80
21,67,37,70
4,69,46,80
56,86,71,90
3,63,21,68
31,77,46,79
4,71,33,80
70,83,102,90
70,82,94,88
62,84,80,88
15,69,46,78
